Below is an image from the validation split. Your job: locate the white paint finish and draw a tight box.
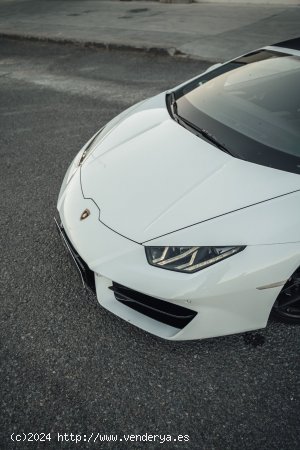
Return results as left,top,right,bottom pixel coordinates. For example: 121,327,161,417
58,170,139,272
57,172,300,340
57,46,300,340
101,239,299,340
145,189,300,245
81,94,300,243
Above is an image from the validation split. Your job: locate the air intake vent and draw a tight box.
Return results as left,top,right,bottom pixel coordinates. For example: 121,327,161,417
109,283,197,329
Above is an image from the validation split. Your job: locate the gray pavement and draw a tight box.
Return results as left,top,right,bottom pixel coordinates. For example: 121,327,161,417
0,0,299,62
1,37,300,450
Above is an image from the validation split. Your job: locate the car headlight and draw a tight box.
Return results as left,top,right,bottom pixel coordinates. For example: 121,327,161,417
79,100,148,165
145,246,245,273
79,126,105,165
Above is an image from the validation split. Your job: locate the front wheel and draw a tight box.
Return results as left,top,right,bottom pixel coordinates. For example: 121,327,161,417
272,267,300,324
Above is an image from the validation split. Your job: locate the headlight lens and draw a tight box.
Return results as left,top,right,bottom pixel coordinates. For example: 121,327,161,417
79,126,105,165
145,246,245,273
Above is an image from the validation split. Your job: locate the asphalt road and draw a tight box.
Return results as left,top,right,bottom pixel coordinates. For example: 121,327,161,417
0,38,299,450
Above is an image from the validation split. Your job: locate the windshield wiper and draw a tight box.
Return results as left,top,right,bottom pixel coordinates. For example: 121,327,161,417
168,92,234,157
189,122,234,156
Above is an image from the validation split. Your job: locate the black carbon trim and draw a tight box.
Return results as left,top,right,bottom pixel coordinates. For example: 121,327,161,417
110,282,197,329
54,217,96,293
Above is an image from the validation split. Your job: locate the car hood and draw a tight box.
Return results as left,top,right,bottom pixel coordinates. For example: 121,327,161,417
81,93,300,243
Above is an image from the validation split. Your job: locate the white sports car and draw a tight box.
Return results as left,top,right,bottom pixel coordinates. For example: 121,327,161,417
56,38,300,340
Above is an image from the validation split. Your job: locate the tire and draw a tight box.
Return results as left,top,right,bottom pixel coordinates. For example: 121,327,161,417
272,267,300,324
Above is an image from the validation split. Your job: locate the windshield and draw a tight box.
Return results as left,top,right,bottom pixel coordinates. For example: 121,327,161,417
175,50,300,175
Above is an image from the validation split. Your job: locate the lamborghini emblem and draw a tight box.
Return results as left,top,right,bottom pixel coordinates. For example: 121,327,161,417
80,209,90,220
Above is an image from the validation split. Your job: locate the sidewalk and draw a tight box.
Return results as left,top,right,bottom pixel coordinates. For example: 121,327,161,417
0,0,299,62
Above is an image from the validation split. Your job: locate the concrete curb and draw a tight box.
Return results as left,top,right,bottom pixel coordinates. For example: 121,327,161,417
0,31,199,60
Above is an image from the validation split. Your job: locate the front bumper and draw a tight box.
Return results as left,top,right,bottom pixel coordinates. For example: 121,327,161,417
55,216,197,330
54,217,96,293
56,167,300,340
